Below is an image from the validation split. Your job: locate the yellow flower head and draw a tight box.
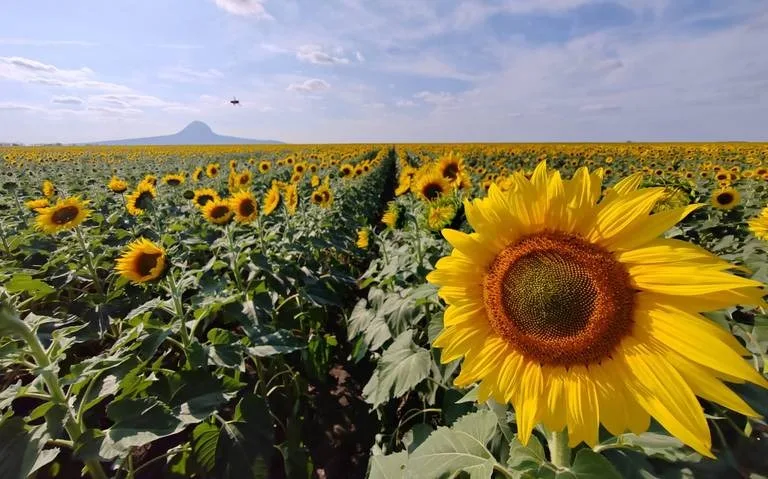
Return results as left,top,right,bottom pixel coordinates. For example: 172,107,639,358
42,180,56,198
202,198,234,225
284,183,298,215
115,237,167,284
35,196,91,234
427,160,767,457
25,197,50,212
262,184,281,216
192,188,220,209
230,190,259,223
108,176,128,193
125,182,157,216
310,184,333,208
710,187,740,210
356,228,369,249
163,173,185,186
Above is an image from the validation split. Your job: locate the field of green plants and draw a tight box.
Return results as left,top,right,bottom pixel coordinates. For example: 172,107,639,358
1,143,768,479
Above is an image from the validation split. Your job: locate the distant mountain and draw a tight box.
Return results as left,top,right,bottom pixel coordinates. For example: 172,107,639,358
85,121,283,145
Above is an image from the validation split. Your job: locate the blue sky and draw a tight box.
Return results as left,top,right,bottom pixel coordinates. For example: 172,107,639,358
0,0,766,143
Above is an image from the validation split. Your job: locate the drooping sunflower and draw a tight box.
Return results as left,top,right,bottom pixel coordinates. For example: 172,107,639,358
202,198,234,225
206,163,220,178
108,176,128,193
748,207,768,241
192,188,220,209
115,237,167,284
230,190,258,223
310,185,333,208
35,196,91,234
42,180,56,198
163,173,185,186
262,185,281,216
258,161,271,174
284,184,298,215
412,167,452,202
710,187,740,210
356,228,369,249
125,182,157,216
381,201,399,229
427,161,768,456
25,197,50,212
427,203,457,231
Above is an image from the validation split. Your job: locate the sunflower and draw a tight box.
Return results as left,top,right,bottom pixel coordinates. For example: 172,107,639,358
413,168,451,202
381,201,399,229
311,175,320,187
230,190,258,223
310,185,333,208
206,163,220,178
427,160,767,457
340,164,353,178
395,174,412,196
284,184,298,215
192,188,220,209
125,183,157,216
115,237,167,284
141,175,158,186
108,176,128,193
258,161,271,174
427,204,457,231
748,207,768,241
35,196,90,234
356,228,369,249
262,185,281,216
236,170,252,189
711,187,740,210
294,163,307,175
163,173,185,186
192,167,203,182
202,198,234,225
25,197,49,211
437,152,465,182
42,180,56,198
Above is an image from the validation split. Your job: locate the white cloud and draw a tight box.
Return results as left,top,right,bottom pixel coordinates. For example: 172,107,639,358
0,102,43,112
159,67,224,83
149,43,204,50
287,78,331,93
378,55,482,81
414,91,457,107
0,38,96,47
88,94,172,108
395,99,416,107
213,0,272,19
51,96,84,105
0,56,130,91
356,51,365,62
87,106,143,116
296,45,350,65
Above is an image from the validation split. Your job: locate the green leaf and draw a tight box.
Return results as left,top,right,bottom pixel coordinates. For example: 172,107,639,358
362,330,430,407
613,433,697,462
406,426,496,478
453,410,498,446
190,422,219,474
0,416,60,479
99,397,185,459
5,274,55,299
212,395,274,479
206,328,245,369
507,435,546,470
368,451,407,479
244,326,306,357
569,449,622,479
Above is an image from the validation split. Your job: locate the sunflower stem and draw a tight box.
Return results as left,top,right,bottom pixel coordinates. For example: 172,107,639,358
548,430,571,468
0,304,108,479
225,223,245,295
411,214,424,269
166,271,191,350
0,220,12,255
74,227,105,297
256,214,268,254
13,191,25,219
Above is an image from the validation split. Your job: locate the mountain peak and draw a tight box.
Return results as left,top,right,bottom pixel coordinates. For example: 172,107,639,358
179,121,214,136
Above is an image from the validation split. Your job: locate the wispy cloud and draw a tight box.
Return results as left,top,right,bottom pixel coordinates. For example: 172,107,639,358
0,38,97,46
0,56,130,91
51,96,85,105
287,78,331,93
296,45,350,65
213,0,272,19
158,67,224,83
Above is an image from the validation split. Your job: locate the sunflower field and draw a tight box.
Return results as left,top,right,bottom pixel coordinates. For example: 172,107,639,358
1,143,768,479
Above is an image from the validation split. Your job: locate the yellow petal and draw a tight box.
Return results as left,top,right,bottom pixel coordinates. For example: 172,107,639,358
630,264,764,295
442,229,498,269
454,336,508,387
588,188,667,246
443,301,486,327
564,365,600,447
434,322,490,363
609,204,702,251
619,338,714,458
590,362,631,436
512,360,543,446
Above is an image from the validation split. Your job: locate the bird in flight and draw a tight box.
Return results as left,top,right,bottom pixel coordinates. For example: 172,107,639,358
230,97,240,106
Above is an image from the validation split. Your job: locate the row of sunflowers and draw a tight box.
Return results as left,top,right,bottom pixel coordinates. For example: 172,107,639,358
1,142,768,479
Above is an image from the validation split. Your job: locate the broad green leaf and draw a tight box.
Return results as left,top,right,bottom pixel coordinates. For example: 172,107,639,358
0,416,60,479
99,397,185,459
508,435,546,470
406,426,496,478
569,449,623,479
5,274,55,299
369,451,408,479
453,410,498,445
362,330,430,407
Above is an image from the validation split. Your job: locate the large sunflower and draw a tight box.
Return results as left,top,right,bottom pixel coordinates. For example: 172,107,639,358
748,207,768,241
192,188,220,209
108,176,128,193
115,237,167,284
412,167,452,202
710,187,740,210
230,190,258,223
202,198,234,225
310,185,333,208
284,184,298,215
36,196,91,234
427,161,767,456
262,185,281,216
125,183,157,216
